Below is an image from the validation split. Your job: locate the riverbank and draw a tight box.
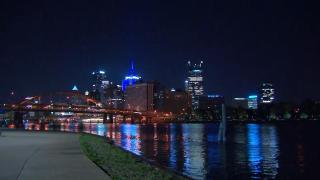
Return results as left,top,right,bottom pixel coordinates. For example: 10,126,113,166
79,134,187,180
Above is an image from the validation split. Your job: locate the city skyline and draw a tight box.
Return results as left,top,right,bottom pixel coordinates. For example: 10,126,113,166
1,1,320,180
1,0,319,103
0,57,313,104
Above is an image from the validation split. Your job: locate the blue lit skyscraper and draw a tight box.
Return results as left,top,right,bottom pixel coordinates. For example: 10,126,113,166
122,61,142,91
185,61,204,109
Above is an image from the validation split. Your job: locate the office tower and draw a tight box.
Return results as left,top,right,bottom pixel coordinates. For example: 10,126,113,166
124,81,163,112
248,95,258,109
124,82,155,111
185,61,204,109
260,83,275,104
104,84,124,109
91,70,108,102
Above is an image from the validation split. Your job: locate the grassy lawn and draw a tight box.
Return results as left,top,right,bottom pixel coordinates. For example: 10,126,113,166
79,134,187,180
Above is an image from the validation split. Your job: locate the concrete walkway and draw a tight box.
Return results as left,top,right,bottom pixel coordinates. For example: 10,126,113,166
0,130,110,180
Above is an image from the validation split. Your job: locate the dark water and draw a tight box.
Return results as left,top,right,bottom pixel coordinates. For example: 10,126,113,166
24,121,320,179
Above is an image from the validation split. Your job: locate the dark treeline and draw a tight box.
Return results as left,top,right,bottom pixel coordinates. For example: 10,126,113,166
194,100,320,121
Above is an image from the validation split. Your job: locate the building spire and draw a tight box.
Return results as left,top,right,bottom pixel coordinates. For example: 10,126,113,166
130,60,135,74
72,85,78,91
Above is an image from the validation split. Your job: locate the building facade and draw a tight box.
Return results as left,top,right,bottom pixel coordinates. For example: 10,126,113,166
104,84,124,109
198,95,224,110
248,95,258,109
160,89,192,114
260,83,275,104
124,82,165,112
231,98,249,109
124,82,155,111
185,61,204,110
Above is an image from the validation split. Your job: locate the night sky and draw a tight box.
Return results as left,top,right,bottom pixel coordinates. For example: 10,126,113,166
0,0,319,103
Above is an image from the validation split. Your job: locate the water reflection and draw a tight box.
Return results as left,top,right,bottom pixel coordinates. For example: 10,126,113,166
121,124,141,155
182,124,206,180
23,121,320,179
260,125,279,178
247,124,263,178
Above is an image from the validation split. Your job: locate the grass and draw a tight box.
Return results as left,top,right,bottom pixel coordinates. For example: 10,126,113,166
79,134,187,180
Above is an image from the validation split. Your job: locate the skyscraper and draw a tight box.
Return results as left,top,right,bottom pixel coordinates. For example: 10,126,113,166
91,70,108,101
185,61,204,109
260,83,275,104
122,61,142,91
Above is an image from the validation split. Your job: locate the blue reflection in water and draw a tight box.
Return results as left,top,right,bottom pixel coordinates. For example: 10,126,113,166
182,124,191,173
206,123,226,179
121,123,141,155
169,124,177,169
247,124,262,178
247,124,279,178
21,121,299,179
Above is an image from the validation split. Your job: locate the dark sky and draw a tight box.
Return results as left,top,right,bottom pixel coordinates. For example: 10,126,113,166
0,0,319,103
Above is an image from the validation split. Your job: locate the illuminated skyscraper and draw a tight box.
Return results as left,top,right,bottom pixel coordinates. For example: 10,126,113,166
260,83,275,104
248,95,258,109
122,61,142,91
91,70,108,101
185,61,204,109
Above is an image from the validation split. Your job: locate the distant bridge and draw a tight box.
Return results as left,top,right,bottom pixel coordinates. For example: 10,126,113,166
0,92,173,127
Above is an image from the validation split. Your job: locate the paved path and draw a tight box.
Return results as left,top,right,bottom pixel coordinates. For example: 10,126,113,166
0,130,110,180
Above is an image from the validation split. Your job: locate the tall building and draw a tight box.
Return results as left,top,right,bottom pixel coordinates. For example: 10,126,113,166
124,82,155,111
260,83,275,104
91,70,108,101
248,95,258,109
185,61,204,109
124,82,164,112
122,61,142,91
104,84,124,109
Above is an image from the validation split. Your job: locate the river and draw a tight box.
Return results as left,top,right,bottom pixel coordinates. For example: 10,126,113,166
24,121,320,179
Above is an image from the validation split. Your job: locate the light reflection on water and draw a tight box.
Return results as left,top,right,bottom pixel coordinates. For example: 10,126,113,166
23,121,320,179
247,124,263,178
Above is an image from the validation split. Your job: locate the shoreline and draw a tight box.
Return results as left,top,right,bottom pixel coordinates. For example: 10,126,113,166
79,133,189,180
0,128,189,180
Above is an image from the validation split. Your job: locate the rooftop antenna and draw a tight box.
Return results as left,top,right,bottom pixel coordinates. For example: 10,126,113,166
130,60,135,74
